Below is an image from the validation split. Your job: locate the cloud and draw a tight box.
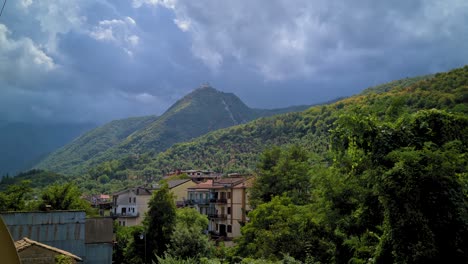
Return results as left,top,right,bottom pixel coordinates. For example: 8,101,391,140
139,0,468,80
89,16,140,54
0,24,55,85
0,0,466,124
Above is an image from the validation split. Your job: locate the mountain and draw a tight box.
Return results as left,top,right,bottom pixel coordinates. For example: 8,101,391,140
0,122,95,176
36,86,311,175
140,66,467,174
35,116,159,175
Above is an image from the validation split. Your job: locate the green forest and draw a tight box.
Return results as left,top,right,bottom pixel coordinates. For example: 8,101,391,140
60,66,468,195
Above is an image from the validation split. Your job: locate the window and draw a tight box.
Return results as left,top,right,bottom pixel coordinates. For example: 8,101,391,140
227,225,232,233
133,197,136,203
227,207,231,215
227,192,231,199
129,197,132,203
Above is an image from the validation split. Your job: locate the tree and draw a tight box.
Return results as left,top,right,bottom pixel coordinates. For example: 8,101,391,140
0,180,32,211
235,196,335,262
375,142,468,263
145,183,176,262
166,208,213,259
250,145,311,207
331,109,468,263
39,182,95,214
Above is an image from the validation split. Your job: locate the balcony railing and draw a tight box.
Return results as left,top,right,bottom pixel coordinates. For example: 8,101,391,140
208,214,227,220
111,212,139,218
209,198,227,204
185,199,210,206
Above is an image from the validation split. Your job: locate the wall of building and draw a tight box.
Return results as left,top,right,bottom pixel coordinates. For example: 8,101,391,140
85,244,112,264
1,211,86,260
1,212,113,264
171,181,197,202
85,218,113,264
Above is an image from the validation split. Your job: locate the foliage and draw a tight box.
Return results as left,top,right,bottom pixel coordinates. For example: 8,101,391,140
145,183,177,262
0,169,66,192
38,182,96,215
36,87,308,176
36,115,158,175
0,180,32,211
115,65,467,178
250,145,312,207
166,208,213,260
329,109,468,263
113,224,146,264
236,196,335,262
55,254,74,264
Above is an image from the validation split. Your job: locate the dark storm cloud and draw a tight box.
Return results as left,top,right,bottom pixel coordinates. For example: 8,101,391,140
0,0,467,123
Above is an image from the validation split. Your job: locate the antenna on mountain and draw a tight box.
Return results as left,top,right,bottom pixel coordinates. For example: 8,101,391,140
0,0,7,17
201,82,211,88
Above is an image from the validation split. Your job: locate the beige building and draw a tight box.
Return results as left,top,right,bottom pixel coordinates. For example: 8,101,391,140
15,237,82,264
112,179,197,226
186,176,253,239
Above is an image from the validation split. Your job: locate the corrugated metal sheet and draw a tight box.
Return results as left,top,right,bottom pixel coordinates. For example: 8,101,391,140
85,243,113,264
1,211,86,260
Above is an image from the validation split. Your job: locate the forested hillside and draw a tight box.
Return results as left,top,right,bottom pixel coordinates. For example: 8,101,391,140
146,66,468,174
74,66,467,189
36,86,310,175
35,115,158,175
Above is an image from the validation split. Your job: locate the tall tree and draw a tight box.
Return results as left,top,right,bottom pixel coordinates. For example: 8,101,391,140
0,180,32,211
145,183,176,262
250,145,311,207
39,182,92,212
166,207,212,260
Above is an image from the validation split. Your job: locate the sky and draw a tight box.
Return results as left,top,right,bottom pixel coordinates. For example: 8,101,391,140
0,0,467,124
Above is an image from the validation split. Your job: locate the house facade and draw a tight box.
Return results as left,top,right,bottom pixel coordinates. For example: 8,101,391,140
112,180,197,226
111,186,152,226
186,176,253,239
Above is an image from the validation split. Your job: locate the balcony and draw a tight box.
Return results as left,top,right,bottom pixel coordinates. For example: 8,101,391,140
209,198,227,204
208,214,227,220
111,212,139,218
185,199,210,206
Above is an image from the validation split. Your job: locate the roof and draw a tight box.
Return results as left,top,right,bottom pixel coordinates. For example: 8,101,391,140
167,179,192,188
188,180,213,190
112,186,153,196
152,179,193,189
188,176,254,190
15,237,82,262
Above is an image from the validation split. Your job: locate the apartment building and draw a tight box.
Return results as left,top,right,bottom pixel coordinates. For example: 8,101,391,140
112,179,197,226
186,176,253,239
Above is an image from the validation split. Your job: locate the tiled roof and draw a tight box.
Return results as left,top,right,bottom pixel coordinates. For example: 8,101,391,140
188,180,214,190
15,237,82,261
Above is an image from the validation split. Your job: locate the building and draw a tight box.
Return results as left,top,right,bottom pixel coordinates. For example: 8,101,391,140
15,237,82,264
111,186,152,226
165,170,222,183
0,211,113,264
186,176,253,239
112,179,197,226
